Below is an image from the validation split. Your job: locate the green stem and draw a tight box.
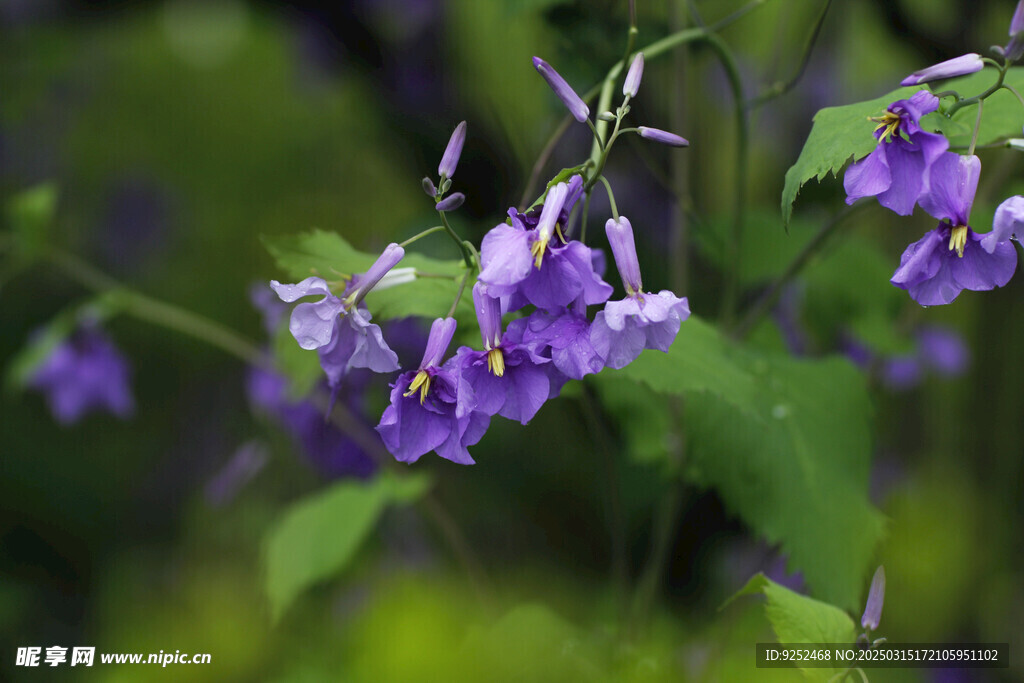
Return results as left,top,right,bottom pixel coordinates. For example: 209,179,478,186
947,62,1009,117
630,479,684,633
439,212,476,269
746,0,833,110
399,225,446,248
49,250,266,366
447,271,470,318
968,98,984,156
597,175,619,219
731,202,867,339
1001,83,1024,112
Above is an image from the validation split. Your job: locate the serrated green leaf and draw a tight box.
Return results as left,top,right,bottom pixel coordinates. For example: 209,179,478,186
7,182,58,258
615,317,884,610
261,229,472,322
727,573,857,678
263,473,431,621
782,86,924,225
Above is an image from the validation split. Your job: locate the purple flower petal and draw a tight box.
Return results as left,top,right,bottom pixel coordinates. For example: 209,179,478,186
983,195,1024,253
479,223,534,291
918,153,980,225
438,120,466,179
844,146,891,206
638,126,689,147
900,54,983,86
623,52,644,97
950,230,1017,291
861,566,886,631
271,277,345,350
590,310,647,369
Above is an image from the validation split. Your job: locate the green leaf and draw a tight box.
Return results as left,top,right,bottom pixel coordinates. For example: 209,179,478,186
781,86,924,225
727,573,857,678
261,229,472,322
6,182,58,258
264,473,431,621
616,317,884,610
271,323,323,400
923,67,1024,148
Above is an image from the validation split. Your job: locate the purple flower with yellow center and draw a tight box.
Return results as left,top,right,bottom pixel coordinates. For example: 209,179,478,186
271,243,404,386
590,216,690,368
29,323,135,425
454,283,551,425
844,91,949,216
478,179,612,311
891,153,1017,305
377,317,489,465
900,54,984,86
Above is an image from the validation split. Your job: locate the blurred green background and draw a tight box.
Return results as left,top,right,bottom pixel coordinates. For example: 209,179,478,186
2,0,1023,680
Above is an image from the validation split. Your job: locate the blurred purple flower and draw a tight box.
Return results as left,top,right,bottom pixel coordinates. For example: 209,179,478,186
861,565,886,631
29,324,135,425
916,325,969,375
204,440,270,506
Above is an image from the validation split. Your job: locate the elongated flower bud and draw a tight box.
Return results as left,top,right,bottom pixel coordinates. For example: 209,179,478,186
533,57,590,123
623,52,644,97
422,176,437,197
351,243,405,300
438,121,467,179
472,282,502,349
435,192,465,212
536,182,568,244
420,317,457,369
900,54,983,86
605,216,643,295
1012,0,1024,35
638,126,689,147
861,566,886,631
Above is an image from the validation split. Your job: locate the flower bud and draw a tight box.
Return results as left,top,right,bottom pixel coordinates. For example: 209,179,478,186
638,126,690,147
422,176,437,197
472,282,502,349
861,566,886,632
532,56,590,123
623,52,644,98
352,243,405,300
598,111,616,122
438,121,467,179
420,317,457,369
900,53,984,86
435,192,465,212
605,216,643,294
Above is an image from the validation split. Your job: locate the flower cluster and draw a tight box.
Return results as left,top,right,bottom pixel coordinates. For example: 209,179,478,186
271,54,692,465
843,4,1024,306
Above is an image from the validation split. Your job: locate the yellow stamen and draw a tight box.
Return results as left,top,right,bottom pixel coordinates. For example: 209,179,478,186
870,111,900,141
486,348,505,377
949,225,968,258
403,370,431,404
530,237,548,269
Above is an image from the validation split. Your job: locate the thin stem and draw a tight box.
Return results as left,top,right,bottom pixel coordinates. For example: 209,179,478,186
732,202,867,339
580,189,593,243
947,61,1009,117
968,98,984,156
1002,83,1024,112
438,212,476,269
447,271,470,318
746,0,833,110
630,479,684,632
586,118,606,152
704,32,749,326
597,175,619,219
519,115,573,211
49,250,266,366
399,225,445,248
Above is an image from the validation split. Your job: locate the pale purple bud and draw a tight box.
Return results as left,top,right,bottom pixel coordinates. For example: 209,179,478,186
900,54,984,86
353,243,405,299
438,121,467,179
623,52,644,97
536,182,569,243
422,176,437,197
861,566,886,631
638,126,689,147
983,195,1024,253
533,56,590,123
420,317,457,369
1012,1,1024,36
605,215,643,294
435,192,465,212
472,282,502,349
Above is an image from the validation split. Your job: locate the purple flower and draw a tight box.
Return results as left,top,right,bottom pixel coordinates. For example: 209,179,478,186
376,318,489,465
637,126,689,147
204,441,270,506
512,303,605,382
248,368,376,478
438,121,466,179
590,216,690,369
623,52,644,98
29,324,135,425
844,91,950,216
900,54,984,86
861,565,886,631
1005,1,1024,61
891,154,1017,305
478,180,612,311
533,56,589,123
454,284,551,424
916,325,969,375
271,244,405,386
982,195,1024,253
